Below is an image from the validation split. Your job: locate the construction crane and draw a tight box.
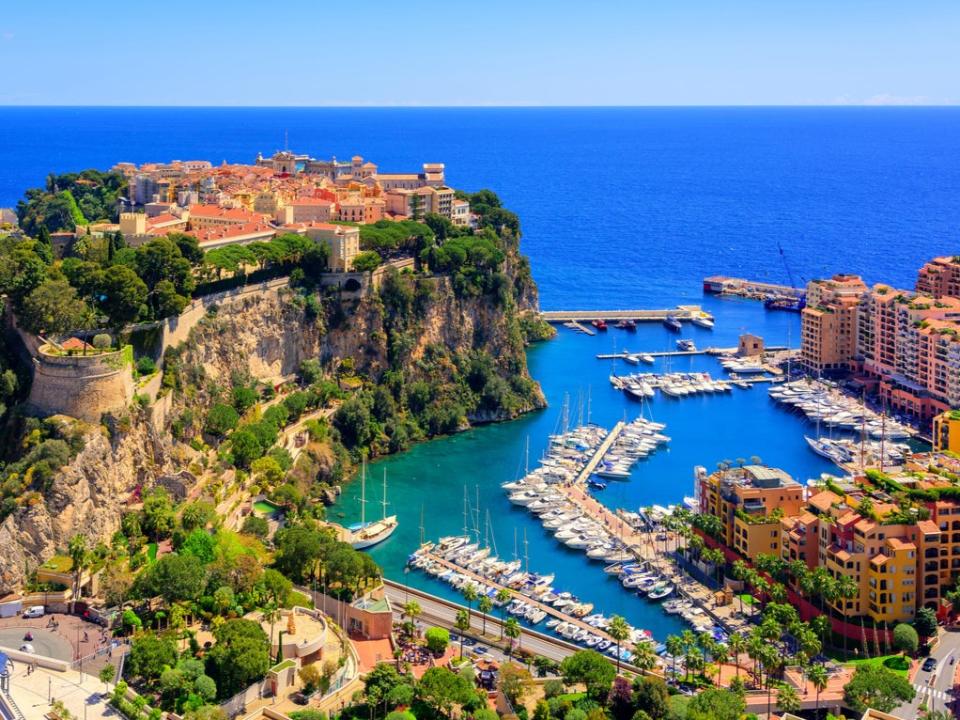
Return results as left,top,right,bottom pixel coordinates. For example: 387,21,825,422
764,242,806,312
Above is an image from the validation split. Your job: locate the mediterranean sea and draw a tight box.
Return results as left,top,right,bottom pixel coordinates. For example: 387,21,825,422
3,106,959,639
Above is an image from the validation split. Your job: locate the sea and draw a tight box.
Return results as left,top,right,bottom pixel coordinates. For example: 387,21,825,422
3,106,960,641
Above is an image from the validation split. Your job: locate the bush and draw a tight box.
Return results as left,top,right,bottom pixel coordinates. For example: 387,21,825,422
93,333,112,350
136,357,157,375
892,623,919,655
425,626,450,655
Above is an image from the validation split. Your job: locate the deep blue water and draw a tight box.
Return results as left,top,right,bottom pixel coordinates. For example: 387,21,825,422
3,107,960,307
3,107,956,640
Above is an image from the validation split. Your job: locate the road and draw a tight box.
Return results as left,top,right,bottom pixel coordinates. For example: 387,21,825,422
895,627,960,718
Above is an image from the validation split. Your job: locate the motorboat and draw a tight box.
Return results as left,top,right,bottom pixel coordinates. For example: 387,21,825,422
663,315,682,332
691,313,714,329
676,339,696,352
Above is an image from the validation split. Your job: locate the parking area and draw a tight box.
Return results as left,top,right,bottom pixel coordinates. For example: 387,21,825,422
0,612,120,675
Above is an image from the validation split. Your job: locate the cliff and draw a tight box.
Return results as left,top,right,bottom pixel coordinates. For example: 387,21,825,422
0,414,171,592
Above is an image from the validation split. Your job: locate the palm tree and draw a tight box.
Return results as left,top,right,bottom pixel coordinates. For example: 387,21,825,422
607,615,630,673
402,600,421,626
836,574,858,657
632,641,657,674
776,682,801,716
811,614,831,652
455,609,470,659
665,635,684,680
808,663,828,716
67,533,89,602
462,584,478,622
478,595,493,637
504,617,521,655
495,588,511,639
711,643,729,687
727,633,746,681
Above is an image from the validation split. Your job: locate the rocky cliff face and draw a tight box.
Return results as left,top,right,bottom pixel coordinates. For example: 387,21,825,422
0,414,170,592
0,260,545,593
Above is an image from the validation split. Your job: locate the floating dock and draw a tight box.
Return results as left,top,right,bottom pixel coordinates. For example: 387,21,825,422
542,305,710,324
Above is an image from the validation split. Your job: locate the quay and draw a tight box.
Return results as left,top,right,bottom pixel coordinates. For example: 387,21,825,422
409,550,628,649
702,275,804,300
542,305,709,324
575,421,624,484
597,345,789,360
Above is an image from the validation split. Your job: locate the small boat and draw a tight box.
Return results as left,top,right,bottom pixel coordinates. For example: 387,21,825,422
691,313,714,329
676,339,696,352
639,353,655,364
591,319,608,331
647,584,675,601
615,320,637,331
663,315,682,332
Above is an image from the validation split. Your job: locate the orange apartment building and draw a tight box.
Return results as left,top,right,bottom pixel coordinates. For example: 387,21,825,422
800,274,867,375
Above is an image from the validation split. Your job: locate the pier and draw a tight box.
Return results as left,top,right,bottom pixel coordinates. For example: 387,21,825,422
563,321,596,336
574,421,625,485
542,305,709,324
702,275,804,300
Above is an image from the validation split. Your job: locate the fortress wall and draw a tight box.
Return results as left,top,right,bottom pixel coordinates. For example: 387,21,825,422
27,349,135,423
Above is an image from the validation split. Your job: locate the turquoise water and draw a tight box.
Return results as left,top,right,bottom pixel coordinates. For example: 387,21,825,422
332,296,838,641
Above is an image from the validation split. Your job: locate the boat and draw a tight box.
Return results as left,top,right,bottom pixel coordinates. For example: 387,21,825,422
676,339,696,352
764,295,806,312
348,465,398,549
647,584,675,601
639,353,655,364
615,320,637,331
591,319,608,331
691,313,714,329
663,315,682,332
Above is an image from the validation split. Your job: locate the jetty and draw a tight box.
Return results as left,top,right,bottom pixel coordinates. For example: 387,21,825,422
597,345,789,361
563,321,595,336
575,421,624,484
702,275,804,300
542,305,710,324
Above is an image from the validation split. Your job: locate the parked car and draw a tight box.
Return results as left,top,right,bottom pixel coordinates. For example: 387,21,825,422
922,657,937,672
19,644,36,653
22,606,45,619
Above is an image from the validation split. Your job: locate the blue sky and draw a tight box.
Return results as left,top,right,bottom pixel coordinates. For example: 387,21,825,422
1,0,957,106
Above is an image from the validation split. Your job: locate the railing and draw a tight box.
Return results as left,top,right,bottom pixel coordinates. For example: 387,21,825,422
0,689,27,720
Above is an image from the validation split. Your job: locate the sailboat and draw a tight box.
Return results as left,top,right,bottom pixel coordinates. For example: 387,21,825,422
348,464,399,549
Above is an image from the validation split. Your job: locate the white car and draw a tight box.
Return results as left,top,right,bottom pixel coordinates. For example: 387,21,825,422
22,606,45,618
19,644,35,654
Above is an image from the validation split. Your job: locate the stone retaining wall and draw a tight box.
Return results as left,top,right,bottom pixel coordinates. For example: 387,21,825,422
26,347,135,423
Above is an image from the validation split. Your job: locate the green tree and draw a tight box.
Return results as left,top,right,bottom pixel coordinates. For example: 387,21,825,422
495,588,511,638
417,666,474,718
205,403,239,438
19,279,93,335
915,607,939,640
230,428,263,468
843,665,916,714
685,688,745,720
776,682,801,715
606,615,630,673
560,650,615,702
455,609,471,658
425,626,449,655
99,264,148,329
129,634,178,685
632,676,669,720
67,533,89,601
141,488,176,540
478,595,493,636
98,664,116,691
504,617,521,655
352,251,382,273
205,619,270,698
808,662,829,716
892,623,919,655
140,553,206,604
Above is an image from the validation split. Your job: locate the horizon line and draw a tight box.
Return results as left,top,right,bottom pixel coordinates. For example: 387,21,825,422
1,103,958,109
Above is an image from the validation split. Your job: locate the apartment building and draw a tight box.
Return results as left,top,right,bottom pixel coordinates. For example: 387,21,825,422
800,274,867,374
933,410,960,453
698,465,804,559
917,256,960,299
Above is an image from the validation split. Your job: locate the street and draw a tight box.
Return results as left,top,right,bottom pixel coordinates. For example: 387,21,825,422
896,628,960,718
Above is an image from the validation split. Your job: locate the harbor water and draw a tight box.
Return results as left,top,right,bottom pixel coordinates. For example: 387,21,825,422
332,296,838,641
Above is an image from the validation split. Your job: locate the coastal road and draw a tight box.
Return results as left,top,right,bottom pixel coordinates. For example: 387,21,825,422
894,627,960,719
382,580,645,670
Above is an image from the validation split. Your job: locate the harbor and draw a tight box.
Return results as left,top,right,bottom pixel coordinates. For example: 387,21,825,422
332,298,843,647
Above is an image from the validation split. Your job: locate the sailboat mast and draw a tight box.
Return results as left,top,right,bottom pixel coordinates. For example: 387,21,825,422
382,468,388,521
419,504,425,546
525,436,530,475
462,485,468,537
523,528,529,574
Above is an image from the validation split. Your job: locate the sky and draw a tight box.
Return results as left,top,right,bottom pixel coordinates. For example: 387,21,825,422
1,0,958,106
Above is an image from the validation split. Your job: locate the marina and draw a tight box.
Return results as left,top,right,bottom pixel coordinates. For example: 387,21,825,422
542,305,713,324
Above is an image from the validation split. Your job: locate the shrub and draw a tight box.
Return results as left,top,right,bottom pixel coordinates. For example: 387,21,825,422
93,333,112,350
136,357,157,375
425,626,450,655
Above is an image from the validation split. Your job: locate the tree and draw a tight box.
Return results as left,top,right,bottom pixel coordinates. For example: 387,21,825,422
455,609,471,658
417,666,474,718
504,617,521,655
99,664,116,691
776,683,801,715
205,619,270,698
606,615,630,673
181,501,215,532
685,688,745,720
915,607,938,641
808,663,828,716
205,403,239,438
843,665,916,714
352,251,382,273
230,428,263,468
632,676,669,720
425,626,449,655
892,623,919,655
560,650,615,702
129,634,178,684
151,279,188,318
67,533,89,601
19,279,92,335
477,595,493,636
497,662,532,708
241,515,269,538
141,488,176,540
99,264,147,329
402,600,421,627
140,553,206,604
462,584,478,622
495,588,511,638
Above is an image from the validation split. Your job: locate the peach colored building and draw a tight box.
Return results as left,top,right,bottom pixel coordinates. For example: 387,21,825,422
917,256,960,299
800,274,867,374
